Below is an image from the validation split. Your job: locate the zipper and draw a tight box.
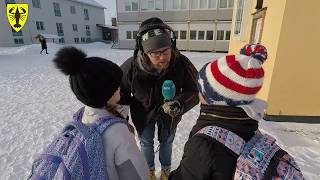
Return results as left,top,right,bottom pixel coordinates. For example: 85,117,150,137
201,112,251,120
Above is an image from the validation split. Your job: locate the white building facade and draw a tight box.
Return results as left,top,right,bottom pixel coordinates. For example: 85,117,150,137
117,0,234,52
0,0,105,47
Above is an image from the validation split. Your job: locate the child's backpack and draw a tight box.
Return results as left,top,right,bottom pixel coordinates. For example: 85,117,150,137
196,126,305,180
28,107,127,180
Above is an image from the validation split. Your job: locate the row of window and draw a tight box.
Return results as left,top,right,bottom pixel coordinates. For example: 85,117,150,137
74,37,91,43
13,23,91,36
125,0,233,11
125,30,230,41
24,0,90,20
14,38,24,44
56,23,90,36
15,21,92,36
13,37,91,45
53,2,89,19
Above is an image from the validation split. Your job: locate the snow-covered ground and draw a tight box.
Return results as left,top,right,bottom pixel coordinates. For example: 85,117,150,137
0,42,319,180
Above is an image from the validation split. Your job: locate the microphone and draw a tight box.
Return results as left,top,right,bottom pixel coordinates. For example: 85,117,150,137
162,80,176,101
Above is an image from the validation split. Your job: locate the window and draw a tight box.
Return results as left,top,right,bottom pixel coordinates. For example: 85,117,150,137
217,30,224,40
72,24,78,31
200,0,206,8
206,30,213,40
250,8,267,44
14,38,24,44
155,0,162,10
168,0,187,9
141,0,162,10
181,0,188,9
53,2,61,16
132,2,138,10
86,38,91,43
190,0,220,9
173,0,179,9
56,23,64,36
225,30,231,40
85,25,90,36
180,30,187,40
174,31,179,39
219,0,233,8
133,31,138,39
125,3,131,11
148,0,154,9
32,0,41,8
126,1,138,11
59,38,65,44
229,0,234,8
190,30,197,40
84,9,89,20
256,0,263,10
74,38,79,43
140,1,146,10
234,0,244,36
81,37,86,42
198,31,205,40
209,0,217,8
11,27,23,36
36,21,45,30
126,31,132,39
191,0,198,9
70,6,76,14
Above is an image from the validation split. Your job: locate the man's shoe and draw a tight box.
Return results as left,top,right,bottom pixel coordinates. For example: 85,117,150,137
160,169,170,180
149,170,156,180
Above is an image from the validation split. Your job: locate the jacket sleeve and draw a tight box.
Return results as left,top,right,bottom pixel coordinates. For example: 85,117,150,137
175,55,199,114
119,57,134,105
104,123,149,180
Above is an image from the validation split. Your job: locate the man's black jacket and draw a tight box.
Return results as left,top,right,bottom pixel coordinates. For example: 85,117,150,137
119,52,199,135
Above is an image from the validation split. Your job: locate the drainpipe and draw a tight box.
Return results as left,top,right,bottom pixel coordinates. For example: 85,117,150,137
163,0,165,19
213,0,220,52
138,0,141,21
187,0,191,51
25,16,34,45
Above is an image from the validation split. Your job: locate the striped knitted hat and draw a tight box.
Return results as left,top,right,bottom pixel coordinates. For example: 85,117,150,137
198,44,268,106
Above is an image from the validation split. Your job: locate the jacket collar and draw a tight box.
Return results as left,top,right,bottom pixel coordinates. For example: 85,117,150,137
82,106,112,124
200,104,251,120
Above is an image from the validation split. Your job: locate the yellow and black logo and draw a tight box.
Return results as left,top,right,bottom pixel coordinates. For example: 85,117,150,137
7,4,28,32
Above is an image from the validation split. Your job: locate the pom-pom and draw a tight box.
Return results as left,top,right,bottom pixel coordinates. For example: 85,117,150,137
53,46,87,75
240,44,268,63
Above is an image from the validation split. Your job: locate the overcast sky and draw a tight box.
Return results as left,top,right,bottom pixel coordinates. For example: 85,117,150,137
94,0,116,25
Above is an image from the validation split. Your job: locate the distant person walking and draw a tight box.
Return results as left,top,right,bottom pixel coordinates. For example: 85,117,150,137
36,34,48,54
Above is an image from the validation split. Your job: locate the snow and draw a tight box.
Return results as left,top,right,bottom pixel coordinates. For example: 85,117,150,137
0,42,319,180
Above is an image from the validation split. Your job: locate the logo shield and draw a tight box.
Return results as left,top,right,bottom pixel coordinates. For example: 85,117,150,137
7,4,28,32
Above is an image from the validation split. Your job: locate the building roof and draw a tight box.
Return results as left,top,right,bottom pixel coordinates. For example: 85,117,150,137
70,0,106,9
96,24,118,30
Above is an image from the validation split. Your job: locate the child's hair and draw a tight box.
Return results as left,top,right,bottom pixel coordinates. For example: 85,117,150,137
53,46,123,108
105,105,125,119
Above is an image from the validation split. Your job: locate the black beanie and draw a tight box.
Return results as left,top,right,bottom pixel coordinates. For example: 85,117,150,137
139,17,172,53
53,46,123,108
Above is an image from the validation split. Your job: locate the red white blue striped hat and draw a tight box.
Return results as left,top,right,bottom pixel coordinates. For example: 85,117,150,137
198,44,268,106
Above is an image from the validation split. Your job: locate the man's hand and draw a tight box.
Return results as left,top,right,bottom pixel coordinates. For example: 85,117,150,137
162,100,184,118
